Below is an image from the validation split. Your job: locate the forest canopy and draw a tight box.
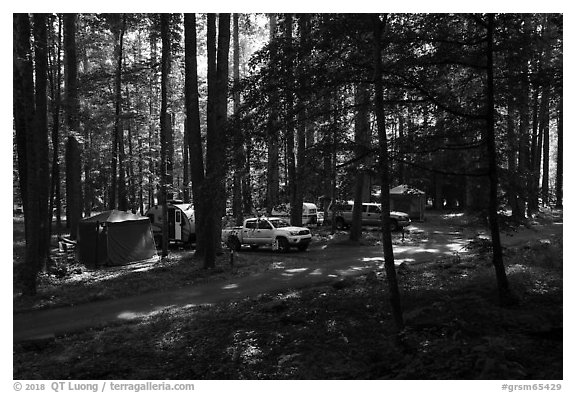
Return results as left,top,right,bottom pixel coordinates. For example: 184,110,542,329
13,13,562,296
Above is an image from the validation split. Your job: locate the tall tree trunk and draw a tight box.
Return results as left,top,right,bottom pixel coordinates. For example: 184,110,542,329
203,13,218,268
243,139,253,214
505,48,520,219
528,79,540,216
184,13,206,256
81,29,92,217
168,114,175,191
134,33,145,214
83,132,92,216
370,14,404,331
535,97,544,207
63,13,82,240
486,14,515,306
517,56,530,220
540,18,552,207
65,137,82,237
204,13,231,268
232,13,245,226
555,93,562,208
541,92,550,206
14,14,32,219
14,14,37,294
48,14,63,234
284,14,297,224
182,124,190,203
148,34,158,210
213,13,230,251
329,89,340,234
113,15,128,211
506,90,521,219
397,115,405,184
160,13,171,257
266,13,279,214
350,83,370,241
292,14,309,227
138,129,145,214
33,14,50,269
321,94,333,218
126,89,136,212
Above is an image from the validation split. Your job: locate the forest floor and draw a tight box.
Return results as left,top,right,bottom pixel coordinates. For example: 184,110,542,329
13,209,563,380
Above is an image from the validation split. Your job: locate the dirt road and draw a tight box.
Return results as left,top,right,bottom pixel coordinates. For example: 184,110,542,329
13,211,562,343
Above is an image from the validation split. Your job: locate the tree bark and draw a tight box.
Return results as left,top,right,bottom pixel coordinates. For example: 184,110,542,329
138,128,145,214
184,13,206,255
243,140,253,215
214,13,230,245
284,14,297,225
48,14,63,234
350,83,370,241
204,13,230,268
555,93,562,208
63,13,82,240
292,14,309,227
505,90,521,219
126,87,136,212
266,14,280,214
14,13,38,294
33,14,51,269
148,33,158,210
486,14,515,306
160,13,171,257
517,55,530,220
182,124,190,203
113,15,128,211
203,13,218,268
370,14,404,332
81,28,92,217
541,90,550,206
232,13,245,225
528,78,540,216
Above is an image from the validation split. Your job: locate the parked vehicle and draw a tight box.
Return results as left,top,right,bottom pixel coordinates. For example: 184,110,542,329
13,203,23,214
222,217,312,252
328,201,410,231
271,202,320,226
146,201,196,246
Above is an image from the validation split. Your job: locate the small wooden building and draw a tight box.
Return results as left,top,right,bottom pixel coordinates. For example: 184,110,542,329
389,185,426,221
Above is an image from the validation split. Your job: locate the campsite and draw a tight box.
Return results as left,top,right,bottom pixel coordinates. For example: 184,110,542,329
146,202,196,247
13,209,563,379
13,13,562,384
77,210,158,267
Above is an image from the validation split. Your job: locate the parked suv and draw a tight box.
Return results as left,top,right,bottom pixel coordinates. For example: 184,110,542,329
328,201,410,231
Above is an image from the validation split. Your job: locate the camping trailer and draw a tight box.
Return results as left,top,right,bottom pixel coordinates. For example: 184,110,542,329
146,202,196,246
77,210,159,267
271,202,320,226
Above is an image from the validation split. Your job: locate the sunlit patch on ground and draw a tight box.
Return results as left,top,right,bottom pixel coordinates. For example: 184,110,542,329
442,213,465,219
13,210,563,379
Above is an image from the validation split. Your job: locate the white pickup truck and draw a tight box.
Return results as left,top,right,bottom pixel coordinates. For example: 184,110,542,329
222,217,312,252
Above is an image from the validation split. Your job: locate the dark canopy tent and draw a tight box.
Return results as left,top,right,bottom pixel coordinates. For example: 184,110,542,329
77,210,158,268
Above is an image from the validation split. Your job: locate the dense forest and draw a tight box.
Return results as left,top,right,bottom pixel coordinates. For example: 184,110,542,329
13,13,562,301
